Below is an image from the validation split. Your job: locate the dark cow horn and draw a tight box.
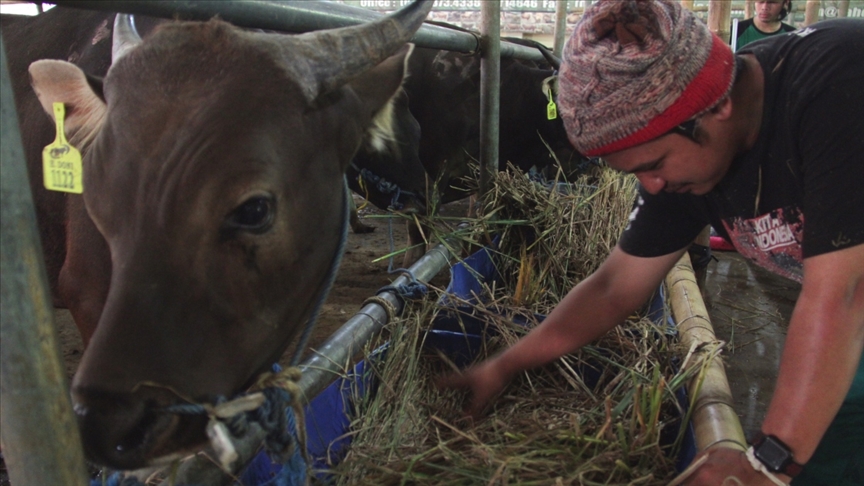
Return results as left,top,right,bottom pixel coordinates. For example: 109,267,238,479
539,46,562,71
112,13,142,64
282,0,433,102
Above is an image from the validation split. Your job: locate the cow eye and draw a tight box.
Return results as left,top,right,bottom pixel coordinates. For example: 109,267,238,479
226,195,274,233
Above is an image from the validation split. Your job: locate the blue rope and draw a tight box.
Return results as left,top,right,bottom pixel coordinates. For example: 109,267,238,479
105,192,351,486
160,366,300,459
357,167,419,211
289,188,349,366
387,215,397,273
378,268,428,307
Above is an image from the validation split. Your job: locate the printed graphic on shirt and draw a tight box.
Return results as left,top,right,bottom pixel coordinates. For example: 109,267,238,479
625,195,644,232
722,206,804,282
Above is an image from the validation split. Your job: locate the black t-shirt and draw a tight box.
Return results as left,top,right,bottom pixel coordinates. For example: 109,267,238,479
619,19,864,283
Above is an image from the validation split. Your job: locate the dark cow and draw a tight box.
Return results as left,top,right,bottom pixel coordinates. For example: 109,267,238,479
2,1,432,470
346,40,583,263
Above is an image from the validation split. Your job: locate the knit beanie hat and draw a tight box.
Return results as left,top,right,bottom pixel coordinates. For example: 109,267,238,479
558,0,736,157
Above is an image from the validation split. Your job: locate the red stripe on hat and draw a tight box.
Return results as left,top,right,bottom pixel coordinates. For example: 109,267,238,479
585,34,735,157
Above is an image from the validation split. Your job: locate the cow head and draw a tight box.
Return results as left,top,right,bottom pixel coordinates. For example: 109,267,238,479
28,1,432,470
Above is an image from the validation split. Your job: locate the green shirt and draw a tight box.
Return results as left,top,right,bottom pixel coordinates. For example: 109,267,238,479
734,18,797,51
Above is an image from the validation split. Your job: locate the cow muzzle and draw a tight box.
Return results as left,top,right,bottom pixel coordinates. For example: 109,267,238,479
72,385,208,470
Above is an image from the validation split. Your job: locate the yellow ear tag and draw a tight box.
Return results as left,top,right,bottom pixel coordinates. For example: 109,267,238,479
546,90,558,120
42,102,83,194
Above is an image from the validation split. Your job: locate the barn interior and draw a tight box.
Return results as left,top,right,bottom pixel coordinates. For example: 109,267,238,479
0,0,846,484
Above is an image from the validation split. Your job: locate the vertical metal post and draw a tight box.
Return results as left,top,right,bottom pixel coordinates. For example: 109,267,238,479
0,38,89,485
553,0,568,58
478,0,501,199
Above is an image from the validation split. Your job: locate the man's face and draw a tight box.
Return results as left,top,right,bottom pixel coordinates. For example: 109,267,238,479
756,0,786,22
602,120,738,196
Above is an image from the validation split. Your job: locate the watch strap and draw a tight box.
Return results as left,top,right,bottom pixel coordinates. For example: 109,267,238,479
750,432,805,477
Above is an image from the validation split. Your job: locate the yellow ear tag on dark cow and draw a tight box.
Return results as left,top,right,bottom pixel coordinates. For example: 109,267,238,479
546,91,558,121
42,102,83,194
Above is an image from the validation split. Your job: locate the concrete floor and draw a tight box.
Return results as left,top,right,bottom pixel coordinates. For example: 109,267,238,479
703,250,801,439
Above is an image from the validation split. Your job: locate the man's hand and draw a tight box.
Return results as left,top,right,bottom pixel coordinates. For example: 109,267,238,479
670,448,790,486
436,357,511,418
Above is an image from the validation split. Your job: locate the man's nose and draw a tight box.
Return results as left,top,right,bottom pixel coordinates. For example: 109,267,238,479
637,174,665,195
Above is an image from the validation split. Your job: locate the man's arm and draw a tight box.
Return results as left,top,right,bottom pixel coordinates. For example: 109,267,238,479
677,243,864,485
763,242,864,465
438,244,687,417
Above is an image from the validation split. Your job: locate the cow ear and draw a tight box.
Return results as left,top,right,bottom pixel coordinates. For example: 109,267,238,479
346,43,414,152
29,60,107,152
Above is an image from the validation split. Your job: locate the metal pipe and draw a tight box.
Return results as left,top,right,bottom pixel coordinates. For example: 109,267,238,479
174,240,456,483
0,37,90,486
51,0,548,62
553,0,568,58
297,242,454,400
478,0,501,199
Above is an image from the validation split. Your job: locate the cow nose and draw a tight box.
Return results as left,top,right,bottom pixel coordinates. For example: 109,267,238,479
71,386,206,470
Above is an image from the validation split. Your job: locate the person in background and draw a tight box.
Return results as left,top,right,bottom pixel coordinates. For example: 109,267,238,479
439,0,863,484
735,0,797,51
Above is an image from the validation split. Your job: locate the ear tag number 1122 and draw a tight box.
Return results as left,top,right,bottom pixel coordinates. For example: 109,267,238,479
42,102,83,194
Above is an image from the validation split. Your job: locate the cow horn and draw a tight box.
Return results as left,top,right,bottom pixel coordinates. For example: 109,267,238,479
112,13,142,64
281,0,433,103
538,46,562,71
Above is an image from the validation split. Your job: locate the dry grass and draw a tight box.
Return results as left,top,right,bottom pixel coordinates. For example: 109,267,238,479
326,165,694,485
327,296,694,485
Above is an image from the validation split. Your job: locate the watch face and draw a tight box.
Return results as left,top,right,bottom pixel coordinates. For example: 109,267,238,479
755,436,790,471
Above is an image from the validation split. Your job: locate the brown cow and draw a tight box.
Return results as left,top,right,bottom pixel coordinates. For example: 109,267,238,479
2,1,432,470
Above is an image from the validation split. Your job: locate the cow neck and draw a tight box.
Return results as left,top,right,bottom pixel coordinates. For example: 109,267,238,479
289,186,349,366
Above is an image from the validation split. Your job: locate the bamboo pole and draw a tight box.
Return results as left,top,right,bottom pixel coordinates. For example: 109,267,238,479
665,253,747,454
838,0,850,17
708,0,732,43
805,0,821,25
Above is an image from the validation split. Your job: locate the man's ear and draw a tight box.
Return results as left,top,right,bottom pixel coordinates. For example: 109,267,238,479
29,60,107,151
710,95,733,122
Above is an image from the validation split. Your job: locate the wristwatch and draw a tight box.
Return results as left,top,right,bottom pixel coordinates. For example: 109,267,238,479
750,432,805,477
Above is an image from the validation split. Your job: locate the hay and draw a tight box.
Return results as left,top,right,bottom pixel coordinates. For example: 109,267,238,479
479,164,638,314
327,165,693,485
327,296,694,485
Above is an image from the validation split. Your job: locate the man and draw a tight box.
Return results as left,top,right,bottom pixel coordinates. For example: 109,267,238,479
439,0,863,484
735,0,798,51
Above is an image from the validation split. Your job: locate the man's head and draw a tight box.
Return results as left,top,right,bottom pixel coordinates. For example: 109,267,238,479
558,0,740,195
757,0,792,23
